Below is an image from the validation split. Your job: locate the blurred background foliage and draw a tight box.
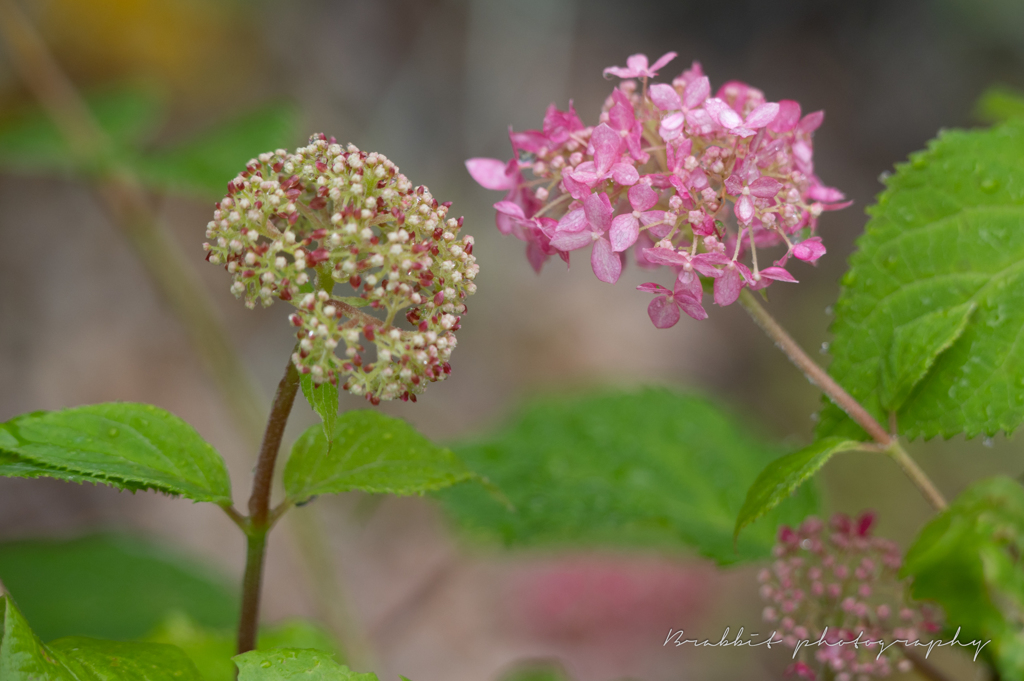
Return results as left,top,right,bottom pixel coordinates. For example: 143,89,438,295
0,1,1022,680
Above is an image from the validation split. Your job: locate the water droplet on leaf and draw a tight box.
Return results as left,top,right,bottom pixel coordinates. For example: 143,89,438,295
108,428,118,437
983,437,995,448
980,178,999,193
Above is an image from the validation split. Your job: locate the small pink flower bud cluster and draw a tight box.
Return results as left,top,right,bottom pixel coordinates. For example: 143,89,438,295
759,513,942,680
467,52,849,328
204,134,478,404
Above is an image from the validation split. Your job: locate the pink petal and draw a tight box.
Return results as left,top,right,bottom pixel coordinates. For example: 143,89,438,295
641,245,689,266
561,171,592,201
637,282,670,294
820,199,853,212
749,176,783,198
724,174,745,195
683,76,711,110
626,54,650,74
688,168,709,191
590,124,621,176
493,200,526,219
674,269,703,300
650,83,683,111
735,194,755,224
768,100,801,133
584,192,613,233
550,229,595,252
628,183,659,212
609,102,635,132
649,51,678,74
647,295,681,328
510,130,548,155
759,266,797,283
744,102,780,129
676,295,708,321
557,207,588,233
591,237,622,283
807,184,845,202
609,213,639,252
634,232,658,269
692,252,730,277
792,237,826,262
685,108,715,135
526,240,547,273
798,111,824,133
466,158,515,191
705,98,743,129
611,162,639,186
603,65,636,79
713,266,743,306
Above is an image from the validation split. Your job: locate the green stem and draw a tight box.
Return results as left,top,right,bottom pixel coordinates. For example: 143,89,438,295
237,353,300,655
737,289,948,511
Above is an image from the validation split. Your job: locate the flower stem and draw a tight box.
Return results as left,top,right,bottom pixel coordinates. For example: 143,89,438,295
737,289,947,511
236,353,300,655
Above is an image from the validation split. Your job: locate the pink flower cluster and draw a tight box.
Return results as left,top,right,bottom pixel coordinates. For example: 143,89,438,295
759,513,941,680
466,52,849,328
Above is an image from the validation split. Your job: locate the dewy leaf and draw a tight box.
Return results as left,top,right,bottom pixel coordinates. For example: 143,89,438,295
879,301,977,412
283,411,476,504
0,85,163,175
902,476,1024,680
975,85,1024,124
235,649,373,681
0,533,237,642
135,104,297,198
734,437,862,540
0,403,232,504
1,596,203,681
435,387,819,565
300,373,339,443
146,612,340,681
822,120,1024,441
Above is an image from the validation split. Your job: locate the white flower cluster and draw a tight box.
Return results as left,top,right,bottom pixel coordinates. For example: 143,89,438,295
205,134,478,403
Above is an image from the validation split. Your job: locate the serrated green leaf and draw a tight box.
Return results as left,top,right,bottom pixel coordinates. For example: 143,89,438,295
1,596,202,680
146,613,340,681
435,387,819,565
300,374,338,443
880,301,976,412
902,476,1024,679
822,121,1024,441
0,403,232,504
0,534,237,642
135,104,297,198
283,412,476,504
0,85,163,174
734,437,862,540
234,649,371,681
975,86,1024,123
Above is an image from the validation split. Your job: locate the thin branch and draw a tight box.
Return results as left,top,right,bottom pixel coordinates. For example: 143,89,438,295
738,289,948,511
237,352,301,655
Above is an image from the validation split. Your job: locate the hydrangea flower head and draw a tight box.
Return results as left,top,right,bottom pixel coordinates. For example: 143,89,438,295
467,53,849,328
759,513,942,680
205,134,478,404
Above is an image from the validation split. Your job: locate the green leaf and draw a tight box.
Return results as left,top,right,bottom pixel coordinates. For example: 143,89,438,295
975,85,1024,123
0,85,163,174
300,374,338,443
879,301,976,412
734,437,862,540
902,476,1024,679
821,121,1024,441
146,613,340,681
283,412,476,504
0,403,232,504
234,649,371,681
336,297,370,308
435,387,819,565
135,104,298,198
1,596,203,680
0,534,237,642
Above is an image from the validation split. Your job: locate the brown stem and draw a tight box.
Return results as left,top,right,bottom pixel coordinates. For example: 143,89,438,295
737,289,948,511
236,353,300,655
